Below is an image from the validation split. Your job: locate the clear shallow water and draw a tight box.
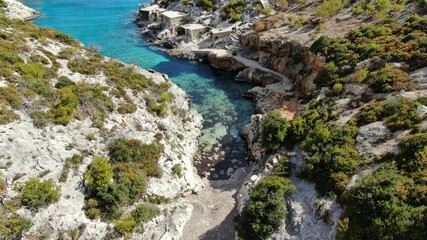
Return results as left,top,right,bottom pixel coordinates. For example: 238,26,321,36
22,0,255,179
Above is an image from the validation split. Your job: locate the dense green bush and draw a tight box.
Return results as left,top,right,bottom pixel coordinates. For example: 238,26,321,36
84,139,163,218
55,76,75,89
0,86,22,109
15,178,60,209
310,17,426,89
315,0,348,17
344,166,426,240
109,138,163,177
261,111,289,151
222,0,245,22
234,177,295,240
113,213,137,235
197,0,213,10
302,123,361,194
357,98,421,131
113,202,159,235
367,64,414,93
49,87,79,125
0,213,32,239
132,203,160,224
85,157,114,193
15,62,46,79
396,133,427,171
0,106,19,125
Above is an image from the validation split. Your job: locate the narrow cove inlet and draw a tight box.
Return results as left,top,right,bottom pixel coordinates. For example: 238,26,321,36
21,0,256,179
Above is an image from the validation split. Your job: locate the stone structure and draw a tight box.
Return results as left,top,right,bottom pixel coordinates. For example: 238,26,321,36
182,24,208,42
210,27,235,41
139,4,166,22
161,11,188,29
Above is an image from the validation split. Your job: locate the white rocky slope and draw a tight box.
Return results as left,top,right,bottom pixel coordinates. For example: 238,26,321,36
3,0,39,20
1,1,203,239
239,115,342,240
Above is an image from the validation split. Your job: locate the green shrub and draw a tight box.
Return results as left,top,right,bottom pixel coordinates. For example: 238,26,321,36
383,100,420,131
68,58,99,75
396,133,427,171
261,111,289,151
0,86,22,109
223,0,245,22
316,0,348,17
146,98,168,117
357,98,421,131
20,78,54,98
54,32,77,45
357,101,385,125
0,106,19,125
84,207,101,220
0,176,6,194
302,123,361,193
367,65,414,93
113,213,137,235
147,194,170,204
49,88,79,125
345,167,426,240
85,157,114,192
132,203,160,223
197,0,213,10
0,213,32,239
109,138,163,177
30,110,52,128
15,178,60,209
117,102,137,114
15,62,46,79
172,164,182,177
55,76,75,89
234,177,295,240
57,48,76,60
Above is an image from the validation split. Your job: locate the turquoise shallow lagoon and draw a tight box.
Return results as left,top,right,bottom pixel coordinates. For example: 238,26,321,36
21,0,255,179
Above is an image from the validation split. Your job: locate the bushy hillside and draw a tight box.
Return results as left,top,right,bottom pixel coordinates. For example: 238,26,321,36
0,13,202,239
237,13,427,240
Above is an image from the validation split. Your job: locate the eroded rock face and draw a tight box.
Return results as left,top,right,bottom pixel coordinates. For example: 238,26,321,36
235,68,281,85
207,50,245,71
241,33,323,91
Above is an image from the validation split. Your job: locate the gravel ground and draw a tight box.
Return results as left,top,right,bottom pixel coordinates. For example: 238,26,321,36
180,168,248,240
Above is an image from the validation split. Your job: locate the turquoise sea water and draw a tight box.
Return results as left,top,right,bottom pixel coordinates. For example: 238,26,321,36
21,0,255,179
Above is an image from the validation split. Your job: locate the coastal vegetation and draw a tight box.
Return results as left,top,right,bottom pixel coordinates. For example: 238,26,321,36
0,11,183,238
0,14,176,129
254,14,427,239
310,15,426,92
83,138,163,235
15,178,61,209
234,176,295,240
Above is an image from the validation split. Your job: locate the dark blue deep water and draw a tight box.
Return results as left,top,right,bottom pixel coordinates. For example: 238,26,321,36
21,0,254,178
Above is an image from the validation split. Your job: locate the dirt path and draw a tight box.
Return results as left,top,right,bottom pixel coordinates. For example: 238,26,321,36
180,168,248,240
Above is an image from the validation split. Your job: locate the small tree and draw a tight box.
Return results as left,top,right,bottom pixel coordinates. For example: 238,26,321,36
261,111,289,151
15,178,60,209
234,177,295,240
85,157,113,192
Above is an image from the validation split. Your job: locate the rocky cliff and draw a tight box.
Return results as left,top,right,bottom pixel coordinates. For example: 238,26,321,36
0,1,203,239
